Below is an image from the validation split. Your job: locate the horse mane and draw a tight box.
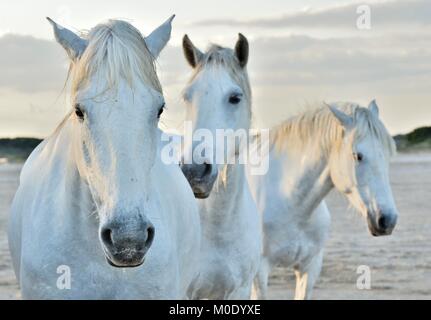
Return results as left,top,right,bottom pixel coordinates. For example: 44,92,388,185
270,102,396,158
47,19,162,140
71,19,162,99
185,45,252,116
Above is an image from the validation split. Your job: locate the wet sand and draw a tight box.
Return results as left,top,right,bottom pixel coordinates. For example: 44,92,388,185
0,163,20,299
1,153,430,299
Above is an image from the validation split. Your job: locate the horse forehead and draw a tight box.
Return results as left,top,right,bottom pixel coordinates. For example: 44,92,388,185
192,67,237,91
354,133,382,151
77,79,160,108
353,137,388,165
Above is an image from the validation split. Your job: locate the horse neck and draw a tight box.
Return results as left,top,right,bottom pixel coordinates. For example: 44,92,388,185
280,136,335,216
201,160,247,226
200,116,252,226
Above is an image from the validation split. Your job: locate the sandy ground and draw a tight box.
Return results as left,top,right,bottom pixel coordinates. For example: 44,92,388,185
0,163,20,299
0,153,430,300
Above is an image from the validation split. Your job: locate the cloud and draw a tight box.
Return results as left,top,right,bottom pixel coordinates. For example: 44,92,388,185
0,34,68,93
1,22,430,136
191,0,431,30
3,22,429,96
153,30,431,134
252,34,431,87
156,32,431,90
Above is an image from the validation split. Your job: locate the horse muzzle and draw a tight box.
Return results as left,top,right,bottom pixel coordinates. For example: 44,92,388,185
367,210,398,237
181,162,218,199
100,218,155,268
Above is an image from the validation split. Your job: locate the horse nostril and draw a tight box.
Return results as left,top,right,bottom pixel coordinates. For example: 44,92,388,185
101,227,113,247
378,215,388,230
145,225,155,248
202,162,212,178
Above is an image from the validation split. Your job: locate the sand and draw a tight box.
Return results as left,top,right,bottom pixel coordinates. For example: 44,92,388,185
0,163,20,299
0,153,430,300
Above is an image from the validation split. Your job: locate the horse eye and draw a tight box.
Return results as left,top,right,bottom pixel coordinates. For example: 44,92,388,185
354,152,364,162
229,94,242,105
75,104,85,121
157,103,165,119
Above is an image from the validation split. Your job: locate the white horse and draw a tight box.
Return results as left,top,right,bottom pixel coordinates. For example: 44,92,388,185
180,35,261,299
8,17,201,299
248,101,398,300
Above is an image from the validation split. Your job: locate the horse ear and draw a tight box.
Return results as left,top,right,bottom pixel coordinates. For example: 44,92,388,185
235,33,249,68
145,15,175,58
327,104,353,128
368,99,379,117
182,34,203,68
46,17,88,60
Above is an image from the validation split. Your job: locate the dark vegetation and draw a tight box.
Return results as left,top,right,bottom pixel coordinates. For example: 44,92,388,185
394,127,431,152
0,138,42,162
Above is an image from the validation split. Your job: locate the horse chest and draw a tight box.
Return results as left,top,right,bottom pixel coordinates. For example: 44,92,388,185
193,245,254,299
20,248,178,299
265,219,326,268
20,215,179,299
195,188,261,298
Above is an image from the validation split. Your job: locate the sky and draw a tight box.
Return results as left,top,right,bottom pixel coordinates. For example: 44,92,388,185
0,0,430,137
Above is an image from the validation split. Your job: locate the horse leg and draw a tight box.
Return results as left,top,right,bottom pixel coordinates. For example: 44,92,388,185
228,284,253,300
252,257,270,300
294,250,323,300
